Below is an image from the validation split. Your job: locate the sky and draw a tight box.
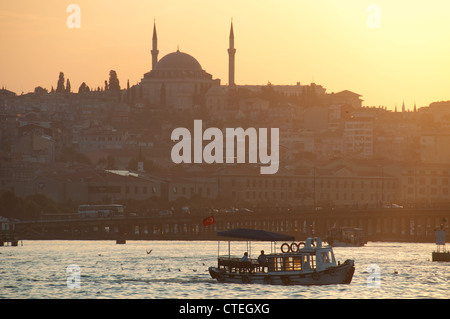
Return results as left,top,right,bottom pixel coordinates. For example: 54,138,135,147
1,0,449,110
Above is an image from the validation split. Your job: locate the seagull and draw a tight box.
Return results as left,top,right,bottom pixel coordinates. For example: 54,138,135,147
146,249,152,255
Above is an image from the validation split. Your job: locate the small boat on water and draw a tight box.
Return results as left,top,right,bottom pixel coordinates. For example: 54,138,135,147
208,228,355,285
432,226,449,262
326,227,366,247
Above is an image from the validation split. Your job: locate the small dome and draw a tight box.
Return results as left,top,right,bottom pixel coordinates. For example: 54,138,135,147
154,50,202,71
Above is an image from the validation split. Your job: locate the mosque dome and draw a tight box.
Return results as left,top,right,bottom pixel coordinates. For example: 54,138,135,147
154,50,203,71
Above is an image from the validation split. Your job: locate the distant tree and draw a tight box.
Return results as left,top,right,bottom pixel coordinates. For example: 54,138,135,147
108,70,120,94
66,79,71,93
56,72,65,93
126,80,130,104
104,80,108,91
34,86,48,94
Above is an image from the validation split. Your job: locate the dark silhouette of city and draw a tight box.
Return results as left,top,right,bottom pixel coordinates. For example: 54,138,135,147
1,21,449,242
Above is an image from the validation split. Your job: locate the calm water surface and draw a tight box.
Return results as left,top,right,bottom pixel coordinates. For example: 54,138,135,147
0,240,448,299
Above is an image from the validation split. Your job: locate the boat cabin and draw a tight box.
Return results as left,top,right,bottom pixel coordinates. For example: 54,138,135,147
267,238,337,273
216,235,336,274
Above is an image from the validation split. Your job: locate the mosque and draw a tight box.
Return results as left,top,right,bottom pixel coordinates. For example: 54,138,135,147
139,21,362,115
140,21,236,111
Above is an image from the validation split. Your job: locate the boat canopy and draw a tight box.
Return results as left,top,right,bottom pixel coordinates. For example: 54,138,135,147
217,228,295,242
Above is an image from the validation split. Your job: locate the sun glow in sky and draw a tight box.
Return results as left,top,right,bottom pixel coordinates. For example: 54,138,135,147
1,0,449,109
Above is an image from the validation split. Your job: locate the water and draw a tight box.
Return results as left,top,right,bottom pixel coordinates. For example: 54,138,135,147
0,240,448,299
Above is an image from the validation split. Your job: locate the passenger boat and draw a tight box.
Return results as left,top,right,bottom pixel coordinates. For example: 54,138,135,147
208,228,355,285
326,227,366,247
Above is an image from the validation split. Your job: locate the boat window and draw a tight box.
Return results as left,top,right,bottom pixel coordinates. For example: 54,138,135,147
320,251,331,264
268,256,302,272
309,254,316,270
293,257,302,271
268,257,284,272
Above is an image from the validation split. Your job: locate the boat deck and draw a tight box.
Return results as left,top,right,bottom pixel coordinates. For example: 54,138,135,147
218,257,267,273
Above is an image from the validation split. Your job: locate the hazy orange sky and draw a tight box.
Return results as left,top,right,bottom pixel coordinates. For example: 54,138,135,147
1,0,449,109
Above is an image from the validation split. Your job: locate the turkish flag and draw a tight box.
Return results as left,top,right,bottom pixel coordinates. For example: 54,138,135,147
202,215,215,226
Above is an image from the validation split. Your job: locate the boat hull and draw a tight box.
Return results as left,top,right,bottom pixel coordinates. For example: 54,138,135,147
209,260,355,285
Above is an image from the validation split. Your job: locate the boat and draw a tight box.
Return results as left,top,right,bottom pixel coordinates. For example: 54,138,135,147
326,227,366,247
208,228,355,285
432,227,449,262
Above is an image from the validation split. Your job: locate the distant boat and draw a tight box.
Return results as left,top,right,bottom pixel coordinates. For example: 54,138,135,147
208,228,355,285
326,227,366,247
432,227,449,262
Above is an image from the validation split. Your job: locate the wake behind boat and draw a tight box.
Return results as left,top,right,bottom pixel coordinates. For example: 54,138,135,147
208,228,355,285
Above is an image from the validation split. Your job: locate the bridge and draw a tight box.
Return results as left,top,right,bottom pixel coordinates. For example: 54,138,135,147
14,208,449,243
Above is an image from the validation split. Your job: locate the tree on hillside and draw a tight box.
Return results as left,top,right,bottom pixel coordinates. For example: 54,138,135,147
108,70,120,94
34,86,48,94
56,72,65,93
66,79,71,93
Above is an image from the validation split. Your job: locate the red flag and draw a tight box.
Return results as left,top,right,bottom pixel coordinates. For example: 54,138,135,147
203,215,215,226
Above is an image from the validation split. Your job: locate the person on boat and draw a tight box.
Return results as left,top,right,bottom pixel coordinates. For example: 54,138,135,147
257,250,268,265
240,252,253,273
257,250,268,272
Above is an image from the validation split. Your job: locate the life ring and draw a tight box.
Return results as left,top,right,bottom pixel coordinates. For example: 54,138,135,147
312,272,320,280
242,274,250,284
297,242,305,247
290,242,299,253
264,275,272,284
281,242,290,253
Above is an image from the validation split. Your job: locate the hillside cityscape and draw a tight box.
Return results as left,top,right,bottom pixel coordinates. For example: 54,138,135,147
1,22,450,221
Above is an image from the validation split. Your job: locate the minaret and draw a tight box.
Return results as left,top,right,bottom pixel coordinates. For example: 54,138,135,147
228,20,236,86
151,20,159,70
